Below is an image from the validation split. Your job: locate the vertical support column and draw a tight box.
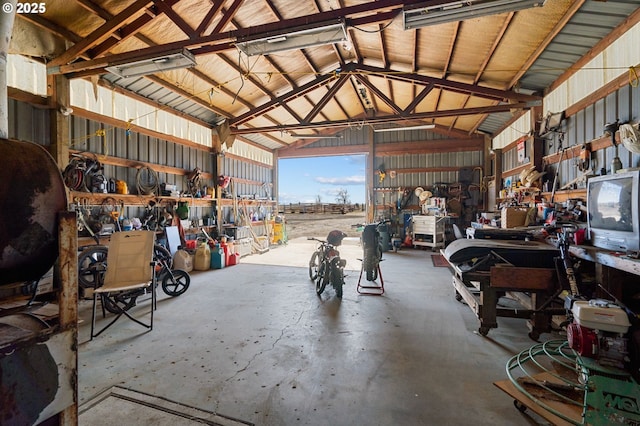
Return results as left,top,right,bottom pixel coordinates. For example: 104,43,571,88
211,129,223,235
0,3,16,139
57,211,78,425
48,74,71,169
366,126,375,223
482,134,492,211
272,148,279,215
493,148,503,204
530,106,544,173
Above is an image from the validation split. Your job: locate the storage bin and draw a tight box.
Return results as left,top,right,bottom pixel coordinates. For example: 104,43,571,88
501,207,529,229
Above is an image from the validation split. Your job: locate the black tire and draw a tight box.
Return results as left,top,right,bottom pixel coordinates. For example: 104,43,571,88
154,244,173,269
316,263,328,295
101,291,137,314
333,267,344,299
78,245,109,289
162,269,190,296
309,251,321,281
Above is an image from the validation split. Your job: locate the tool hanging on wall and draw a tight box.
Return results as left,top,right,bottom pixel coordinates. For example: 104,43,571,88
604,120,622,173
577,142,591,173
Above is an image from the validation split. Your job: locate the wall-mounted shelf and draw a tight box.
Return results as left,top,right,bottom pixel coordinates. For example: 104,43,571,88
69,191,215,207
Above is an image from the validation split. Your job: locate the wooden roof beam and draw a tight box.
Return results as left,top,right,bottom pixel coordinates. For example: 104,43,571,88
468,2,584,134
355,63,540,103
89,0,180,57
403,84,434,115
211,0,245,34
232,102,530,134
51,0,412,74
196,0,225,36
231,63,355,126
153,0,196,39
303,73,350,123
354,74,403,116
49,0,154,67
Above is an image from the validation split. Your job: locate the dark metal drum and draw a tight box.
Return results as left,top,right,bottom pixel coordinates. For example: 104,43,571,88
0,139,67,285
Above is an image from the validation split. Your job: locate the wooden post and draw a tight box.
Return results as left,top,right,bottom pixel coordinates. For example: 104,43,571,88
58,211,78,425
272,148,278,214
366,126,375,223
47,74,71,169
212,129,223,235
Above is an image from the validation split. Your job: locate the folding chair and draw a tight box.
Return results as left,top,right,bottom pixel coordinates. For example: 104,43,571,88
90,231,157,340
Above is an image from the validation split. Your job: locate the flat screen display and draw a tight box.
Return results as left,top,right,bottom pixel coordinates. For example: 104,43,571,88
588,177,633,232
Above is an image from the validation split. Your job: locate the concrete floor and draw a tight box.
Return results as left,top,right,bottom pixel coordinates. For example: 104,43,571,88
77,237,556,425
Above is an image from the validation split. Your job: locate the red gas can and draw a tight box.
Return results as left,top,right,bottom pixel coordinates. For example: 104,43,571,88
228,252,240,266
221,243,230,265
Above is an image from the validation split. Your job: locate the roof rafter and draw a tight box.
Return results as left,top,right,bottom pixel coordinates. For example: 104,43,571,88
89,0,180,58
303,73,350,123
354,74,403,116
355,64,540,103
232,102,530,135
231,63,356,127
50,0,416,75
49,0,154,67
153,0,196,39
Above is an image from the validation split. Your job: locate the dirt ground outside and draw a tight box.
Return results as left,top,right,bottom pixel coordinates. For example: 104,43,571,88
280,210,367,240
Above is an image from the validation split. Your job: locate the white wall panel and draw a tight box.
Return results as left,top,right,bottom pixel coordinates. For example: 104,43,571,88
492,111,531,149
7,55,46,96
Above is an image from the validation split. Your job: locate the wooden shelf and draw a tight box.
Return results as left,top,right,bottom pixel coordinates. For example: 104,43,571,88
69,191,215,207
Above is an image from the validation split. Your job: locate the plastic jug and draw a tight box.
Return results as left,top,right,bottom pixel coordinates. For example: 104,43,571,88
194,242,211,271
173,249,193,272
210,244,225,269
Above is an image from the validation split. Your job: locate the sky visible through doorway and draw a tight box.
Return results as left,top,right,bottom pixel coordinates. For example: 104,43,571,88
278,155,366,205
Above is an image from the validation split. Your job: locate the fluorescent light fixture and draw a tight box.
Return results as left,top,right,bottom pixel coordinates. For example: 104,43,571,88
106,49,197,78
236,22,348,56
374,124,435,133
292,134,343,139
403,0,546,29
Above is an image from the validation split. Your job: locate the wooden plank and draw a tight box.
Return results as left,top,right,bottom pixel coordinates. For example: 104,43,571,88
490,266,556,290
494,374,581,426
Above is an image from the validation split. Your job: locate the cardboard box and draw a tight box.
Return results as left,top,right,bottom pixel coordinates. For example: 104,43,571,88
501,207,529,229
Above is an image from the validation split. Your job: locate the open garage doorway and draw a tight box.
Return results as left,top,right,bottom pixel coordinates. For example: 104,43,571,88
276,155,366,241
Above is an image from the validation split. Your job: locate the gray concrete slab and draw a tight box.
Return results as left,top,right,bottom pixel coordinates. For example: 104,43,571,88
78,237,553,425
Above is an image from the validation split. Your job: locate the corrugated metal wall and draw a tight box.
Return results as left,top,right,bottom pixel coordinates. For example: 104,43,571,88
67,115,217,222
536,83,640,191
7,98,50,145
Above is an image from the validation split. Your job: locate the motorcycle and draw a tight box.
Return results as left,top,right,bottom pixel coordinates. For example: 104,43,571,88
308,230,347,298
359,220,390,281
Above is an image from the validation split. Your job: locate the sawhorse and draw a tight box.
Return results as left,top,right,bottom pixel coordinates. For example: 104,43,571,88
356,260,384,296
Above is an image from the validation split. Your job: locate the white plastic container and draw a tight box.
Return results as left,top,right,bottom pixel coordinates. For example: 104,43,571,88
571,300,631,334
173,249,193,273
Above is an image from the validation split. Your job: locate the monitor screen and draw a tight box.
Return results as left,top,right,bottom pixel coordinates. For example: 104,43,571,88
588,176,633,232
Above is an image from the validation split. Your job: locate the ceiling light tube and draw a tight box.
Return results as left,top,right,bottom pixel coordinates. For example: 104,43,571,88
403,0,546,30
106,48,197,78
374,124,435,132
236,22,348,56
292,134,343,139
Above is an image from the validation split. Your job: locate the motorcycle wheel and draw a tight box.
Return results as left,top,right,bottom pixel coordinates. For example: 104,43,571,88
309,251,321,281
316,264,327,295
333,268,344,299
162,269,190,296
